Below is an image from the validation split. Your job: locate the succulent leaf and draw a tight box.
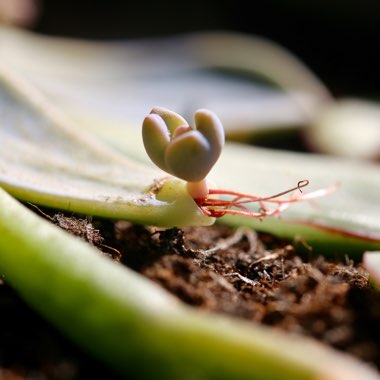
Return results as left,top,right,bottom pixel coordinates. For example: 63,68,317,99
142,107,225,182
150,106,189,135
142,114,171,172
194,108,225,164
165,130,211,182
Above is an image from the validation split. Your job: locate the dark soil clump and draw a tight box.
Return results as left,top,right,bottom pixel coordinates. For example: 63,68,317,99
1,210,380,378
116,223,379,365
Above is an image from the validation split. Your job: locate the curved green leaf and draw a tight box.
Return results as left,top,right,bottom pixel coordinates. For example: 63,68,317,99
0,63,213,227
214,143,380,255
0,188,378,380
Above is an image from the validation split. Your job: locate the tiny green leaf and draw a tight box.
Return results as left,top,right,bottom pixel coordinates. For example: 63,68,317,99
194,108,225,160
142,113,171,171
165,130,211,182
150,106,188,135
142,107,225,182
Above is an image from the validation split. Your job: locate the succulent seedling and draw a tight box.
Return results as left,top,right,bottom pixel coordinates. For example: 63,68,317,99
143,107,334,219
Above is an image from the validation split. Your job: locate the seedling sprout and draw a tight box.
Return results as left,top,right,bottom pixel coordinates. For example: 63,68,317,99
143,107,335,219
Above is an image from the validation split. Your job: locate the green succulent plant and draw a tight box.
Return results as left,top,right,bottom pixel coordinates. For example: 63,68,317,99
142,106,333,220
143,107,225,199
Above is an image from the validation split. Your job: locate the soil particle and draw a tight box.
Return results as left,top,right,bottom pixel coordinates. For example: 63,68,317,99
1,210,380,378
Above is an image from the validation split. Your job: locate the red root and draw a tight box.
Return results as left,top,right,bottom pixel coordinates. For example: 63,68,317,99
194,180,337,219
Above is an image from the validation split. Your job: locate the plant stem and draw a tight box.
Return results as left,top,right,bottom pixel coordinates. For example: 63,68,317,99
186,179,209,199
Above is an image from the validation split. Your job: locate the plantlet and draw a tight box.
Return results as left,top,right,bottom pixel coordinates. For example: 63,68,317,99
143,107,334,219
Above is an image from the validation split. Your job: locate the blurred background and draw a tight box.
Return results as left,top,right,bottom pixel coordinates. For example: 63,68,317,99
2,0,380,158
2,0,380,98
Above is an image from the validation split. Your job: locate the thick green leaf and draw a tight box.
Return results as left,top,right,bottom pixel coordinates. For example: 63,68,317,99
0,63,212,227
213,144,380,255
0,188,378,380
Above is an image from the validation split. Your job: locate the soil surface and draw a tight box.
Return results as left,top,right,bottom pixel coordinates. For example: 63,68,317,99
1,208,380,379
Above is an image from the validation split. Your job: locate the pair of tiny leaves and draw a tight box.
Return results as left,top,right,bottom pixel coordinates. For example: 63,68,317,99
142,107,225,183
